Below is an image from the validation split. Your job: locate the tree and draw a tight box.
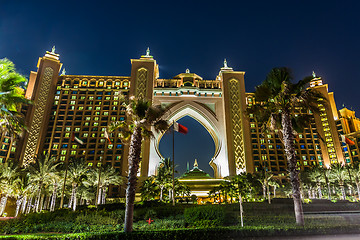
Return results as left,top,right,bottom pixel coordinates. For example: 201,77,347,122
255,165,274,203
248,67,326,225
329,163,348,200
0,58,29,138
27,154,60,212
109,96,169,232
140,176,159,201
67,158,89,211
229,174,252,227
91,165,123,205
0,159,20,216
155,158,173,201
348,163,360,200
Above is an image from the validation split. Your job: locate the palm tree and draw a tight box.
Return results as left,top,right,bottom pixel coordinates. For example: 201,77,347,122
329,163,348,200
0,58,29,138
92,165,123,205
27,154,60,212
67,158,89,211
255,165,273,203
109,96,169,232
155,158,173,201
0,159,20,216
229,174,252,227
249,67,326,225
140,176,159,201
349,163,360,200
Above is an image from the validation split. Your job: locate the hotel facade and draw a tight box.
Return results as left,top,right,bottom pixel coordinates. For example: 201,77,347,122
1,48,359,196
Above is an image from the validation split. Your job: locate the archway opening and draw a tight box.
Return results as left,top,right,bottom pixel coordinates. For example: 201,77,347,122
158,116,216,177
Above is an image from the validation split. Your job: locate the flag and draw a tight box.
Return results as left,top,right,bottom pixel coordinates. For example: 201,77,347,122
72,133,84,145
341,134,355,145
174,122,188,134
104,129,112,144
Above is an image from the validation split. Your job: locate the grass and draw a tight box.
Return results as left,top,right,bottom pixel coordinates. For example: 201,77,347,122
2,200,360,239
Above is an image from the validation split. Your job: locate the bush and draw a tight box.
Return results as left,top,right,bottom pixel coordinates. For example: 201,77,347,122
184,205,226,227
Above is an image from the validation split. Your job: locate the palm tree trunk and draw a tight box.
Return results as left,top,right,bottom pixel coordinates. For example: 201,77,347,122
39,194,45,212
239,192,244,227
101,187,106,204
281,110,304,226
318,184,323,199
15,196,22,217
73,185,77,211
160,185,164,201
124,126,142,233
262,184,266,199
356,181,360,201
50,183,57,212
327,182,331,200
267,183,271,204
69,184,76,209
274,186,277,198
340,181,346,200
21,196,27,214
26,196,33,214
0,196,8,216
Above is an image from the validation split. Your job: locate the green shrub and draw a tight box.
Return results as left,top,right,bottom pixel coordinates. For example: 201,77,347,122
184,205,226,227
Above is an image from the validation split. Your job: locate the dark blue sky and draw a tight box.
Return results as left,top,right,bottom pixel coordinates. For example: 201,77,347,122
1,1,360,174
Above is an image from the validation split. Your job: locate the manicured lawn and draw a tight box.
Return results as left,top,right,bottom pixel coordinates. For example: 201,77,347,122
2,200,360,239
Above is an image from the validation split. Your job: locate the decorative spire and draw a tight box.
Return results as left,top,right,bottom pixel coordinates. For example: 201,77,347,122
186,68,190,73
220,58,233,71
312,71,317,78
187,162,189,172
51,46,56,54
146,47,150,57
194,159,198,168
61,67,66,76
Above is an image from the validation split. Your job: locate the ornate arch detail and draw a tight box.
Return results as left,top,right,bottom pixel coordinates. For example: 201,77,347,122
23,67,54,166
135,68,148,99
229,78,246,172
150,101,223,177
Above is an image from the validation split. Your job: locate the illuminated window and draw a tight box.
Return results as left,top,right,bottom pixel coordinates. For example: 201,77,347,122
103,112,109,116
71,96,77,100
88,163,93,166
108,144,113,149
53,144,58,149
60,156,66,161
262,155,267,160
65,127,71,131
78,106,84,110
83,133,88,137
71,150,76,155
54,101,59,105
96,107,101,110
75,128,80,132
65,133,70,137
72,145,77,149
89,96,94,100
99,81,104,87
55,96,60,100
11,147,16,152
61,150,67,155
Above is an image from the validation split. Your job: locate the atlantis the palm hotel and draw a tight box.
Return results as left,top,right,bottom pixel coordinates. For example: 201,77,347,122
1,48,360,197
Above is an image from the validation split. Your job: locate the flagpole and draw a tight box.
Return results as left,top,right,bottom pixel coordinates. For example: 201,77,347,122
172,120,175,206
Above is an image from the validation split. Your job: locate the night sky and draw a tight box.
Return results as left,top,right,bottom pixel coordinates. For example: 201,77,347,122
1,1,360,176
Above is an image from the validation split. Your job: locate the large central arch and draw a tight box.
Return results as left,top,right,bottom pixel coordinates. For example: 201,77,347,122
148,100,229,178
